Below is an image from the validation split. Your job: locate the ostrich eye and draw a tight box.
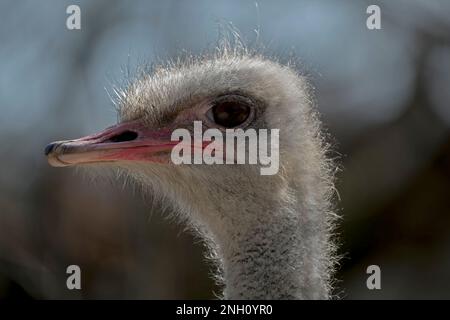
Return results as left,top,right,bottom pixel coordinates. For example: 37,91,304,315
206,95,253,128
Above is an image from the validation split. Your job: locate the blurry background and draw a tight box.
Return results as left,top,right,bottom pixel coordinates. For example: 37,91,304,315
0,0,449,299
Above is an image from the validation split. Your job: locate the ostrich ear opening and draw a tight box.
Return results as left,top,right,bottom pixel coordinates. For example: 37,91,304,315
45,120,177,167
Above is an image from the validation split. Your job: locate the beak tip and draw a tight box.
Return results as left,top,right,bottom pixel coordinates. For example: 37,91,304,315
45,142,69,167
44,142,58,156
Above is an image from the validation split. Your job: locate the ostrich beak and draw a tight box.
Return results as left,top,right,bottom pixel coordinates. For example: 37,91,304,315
45,121,177,167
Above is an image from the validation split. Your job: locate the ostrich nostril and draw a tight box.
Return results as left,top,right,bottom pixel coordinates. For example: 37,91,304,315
107,130,138,143
44,142,59,155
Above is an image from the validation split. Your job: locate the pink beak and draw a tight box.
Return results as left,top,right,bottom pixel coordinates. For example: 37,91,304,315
45,120,177,167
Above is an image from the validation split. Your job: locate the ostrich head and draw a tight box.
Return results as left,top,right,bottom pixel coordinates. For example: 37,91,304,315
45,50,337,299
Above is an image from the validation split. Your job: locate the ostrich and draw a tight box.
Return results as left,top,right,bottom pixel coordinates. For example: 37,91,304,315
45,48,338,299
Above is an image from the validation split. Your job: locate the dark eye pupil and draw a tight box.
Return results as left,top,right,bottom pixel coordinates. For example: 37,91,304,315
212,101,250,128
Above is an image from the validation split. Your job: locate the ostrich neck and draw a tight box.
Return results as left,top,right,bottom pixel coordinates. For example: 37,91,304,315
215,199,330,300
